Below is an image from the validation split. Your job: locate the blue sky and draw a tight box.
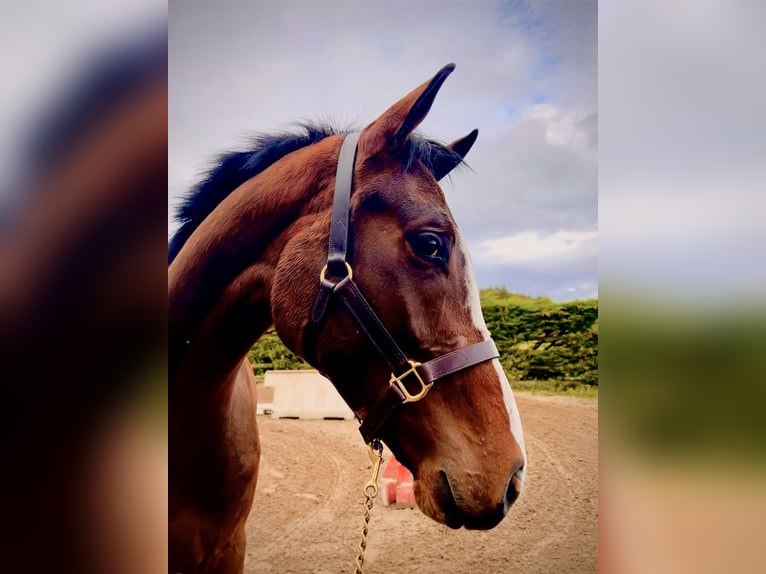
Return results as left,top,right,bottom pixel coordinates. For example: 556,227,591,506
169,1,597,301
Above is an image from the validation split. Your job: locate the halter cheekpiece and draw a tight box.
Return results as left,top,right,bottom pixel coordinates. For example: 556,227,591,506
308,132,500,444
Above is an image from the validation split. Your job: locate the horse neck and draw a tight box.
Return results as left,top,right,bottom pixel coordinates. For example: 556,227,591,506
168,135,340,398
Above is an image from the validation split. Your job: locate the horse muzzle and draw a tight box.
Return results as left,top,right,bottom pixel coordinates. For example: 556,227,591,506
415,458,525,530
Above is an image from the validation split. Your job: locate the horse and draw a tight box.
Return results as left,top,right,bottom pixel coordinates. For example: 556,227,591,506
168,63,526,574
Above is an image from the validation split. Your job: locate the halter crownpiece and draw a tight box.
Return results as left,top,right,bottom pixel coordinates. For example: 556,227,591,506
308,132,500,444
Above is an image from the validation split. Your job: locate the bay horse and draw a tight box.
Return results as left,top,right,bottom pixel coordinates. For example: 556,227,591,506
169,64,526,574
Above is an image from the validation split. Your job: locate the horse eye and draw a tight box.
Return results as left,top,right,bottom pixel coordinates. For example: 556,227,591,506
409,232,446,264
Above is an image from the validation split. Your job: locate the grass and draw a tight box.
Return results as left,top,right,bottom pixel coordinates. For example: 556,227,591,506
511,379,598,399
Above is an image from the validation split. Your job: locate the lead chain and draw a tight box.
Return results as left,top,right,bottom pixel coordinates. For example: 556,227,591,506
353,438,384,574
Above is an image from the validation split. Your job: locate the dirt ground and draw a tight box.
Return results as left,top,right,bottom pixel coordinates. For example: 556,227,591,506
244,393,598,573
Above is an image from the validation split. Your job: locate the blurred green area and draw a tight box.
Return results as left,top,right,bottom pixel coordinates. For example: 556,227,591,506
601,292,766,466
247,287,599,395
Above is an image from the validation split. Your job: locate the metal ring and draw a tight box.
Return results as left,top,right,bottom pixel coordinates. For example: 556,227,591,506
319,261,353,282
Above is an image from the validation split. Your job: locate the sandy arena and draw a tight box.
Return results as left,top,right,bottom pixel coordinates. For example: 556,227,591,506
244,393,597,573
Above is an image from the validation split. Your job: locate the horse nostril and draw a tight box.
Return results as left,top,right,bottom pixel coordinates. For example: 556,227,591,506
504,479,520,508
438,470,462,529
504,466,524,509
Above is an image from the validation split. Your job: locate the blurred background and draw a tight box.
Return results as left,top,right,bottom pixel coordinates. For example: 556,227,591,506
1,1,764,573
0,2,167,573
599,1,766,572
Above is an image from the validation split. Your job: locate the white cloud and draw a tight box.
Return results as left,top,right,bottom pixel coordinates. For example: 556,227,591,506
526,104,596,149
478,229,597,265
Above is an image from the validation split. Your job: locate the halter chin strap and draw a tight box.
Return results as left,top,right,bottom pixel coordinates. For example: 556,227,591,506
306,132,500,444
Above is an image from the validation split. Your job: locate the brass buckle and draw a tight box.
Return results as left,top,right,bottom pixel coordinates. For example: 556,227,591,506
319,261,353,282
390,360,432,403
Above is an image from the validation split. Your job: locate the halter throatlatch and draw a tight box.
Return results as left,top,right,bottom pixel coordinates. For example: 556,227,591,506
307,132,500,444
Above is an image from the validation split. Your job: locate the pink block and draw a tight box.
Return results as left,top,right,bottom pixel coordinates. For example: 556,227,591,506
396,462,414,483
380,477,397,506
380,455,416,507
382,455,403,480
382,455,414,481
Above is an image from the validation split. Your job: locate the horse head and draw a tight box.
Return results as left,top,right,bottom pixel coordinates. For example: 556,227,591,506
272,64,525,530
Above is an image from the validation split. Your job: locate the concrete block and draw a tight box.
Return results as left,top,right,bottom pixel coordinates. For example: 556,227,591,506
267,370,354,420
255,385,274,415
380,477,397,506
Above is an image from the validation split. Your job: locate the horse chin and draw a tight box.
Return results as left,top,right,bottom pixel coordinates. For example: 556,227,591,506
414,470,514,531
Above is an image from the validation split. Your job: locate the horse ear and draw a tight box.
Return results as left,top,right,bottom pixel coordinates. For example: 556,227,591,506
433,129,479,181
358,63,455,158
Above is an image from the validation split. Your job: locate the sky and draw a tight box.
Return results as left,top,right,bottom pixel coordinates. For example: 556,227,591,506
169,0,597,301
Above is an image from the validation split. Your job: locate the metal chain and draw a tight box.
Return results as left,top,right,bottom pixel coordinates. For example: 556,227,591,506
353,438,384,574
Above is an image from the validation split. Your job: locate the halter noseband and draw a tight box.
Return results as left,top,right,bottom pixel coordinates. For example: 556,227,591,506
306,132,500,444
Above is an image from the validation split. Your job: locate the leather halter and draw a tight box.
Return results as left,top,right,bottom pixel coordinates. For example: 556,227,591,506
307,132,500,444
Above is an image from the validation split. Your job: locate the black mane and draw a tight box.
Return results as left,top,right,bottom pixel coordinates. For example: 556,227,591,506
168,124,464,263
